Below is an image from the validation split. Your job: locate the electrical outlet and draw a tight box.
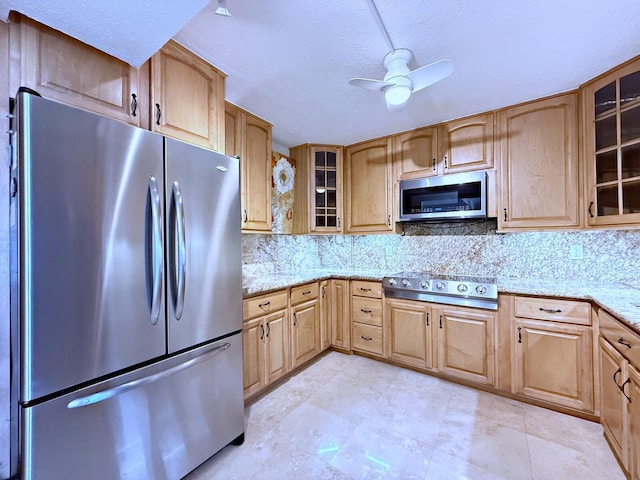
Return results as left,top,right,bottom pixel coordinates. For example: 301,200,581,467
385,245,393,256
569,244,584,260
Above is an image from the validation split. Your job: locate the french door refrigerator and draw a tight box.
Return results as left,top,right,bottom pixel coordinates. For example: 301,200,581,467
10,91,244,479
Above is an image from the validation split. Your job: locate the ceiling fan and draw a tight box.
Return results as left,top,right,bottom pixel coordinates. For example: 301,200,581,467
349,0,453,110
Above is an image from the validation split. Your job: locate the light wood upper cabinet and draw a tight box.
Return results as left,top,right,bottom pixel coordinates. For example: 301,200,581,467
385,298,434,370
583,57,640,227
290,144,343,233
441,113,494,174
498,92,580,230
151,40,225,151
345,137,393,233
9,16,144,127
436,306,495,385
330,279,351,351
225,102,273,232
393,127,439,179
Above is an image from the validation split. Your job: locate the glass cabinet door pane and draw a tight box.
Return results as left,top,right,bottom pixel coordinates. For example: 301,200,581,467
316,215,325,227
621,71,640,107
327,216,337,227
597,185,619,216
327,170,336,188
621,106,640,143
315,171,325,187
622,180,640,213
596,115,617,150
316,191,325,207
596,150,618,183
327,152,336,167
315,151,325,167
595,82,616,116
622,143,640,179
327,190,336,207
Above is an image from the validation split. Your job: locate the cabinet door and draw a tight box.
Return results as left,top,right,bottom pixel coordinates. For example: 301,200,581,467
12,17,141,126
498,93,580,229
224,102,242,157
319,281,331,350
345,137,393,232
291,299,320,368
241,113,273,231
629,364,640,480
393,127,439,179
385,299,433,369
264,310,289,384
330,279,350,350
599,337,628,466
437,307,495,385
583,59,640,227
441,113,494,174
514,319,593,412
242,317,265,399
151,40,225,151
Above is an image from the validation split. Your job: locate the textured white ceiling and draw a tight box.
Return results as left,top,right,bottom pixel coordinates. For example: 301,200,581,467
3,1,640,149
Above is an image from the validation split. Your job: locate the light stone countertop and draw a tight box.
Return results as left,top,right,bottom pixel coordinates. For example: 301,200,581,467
242,269,640,334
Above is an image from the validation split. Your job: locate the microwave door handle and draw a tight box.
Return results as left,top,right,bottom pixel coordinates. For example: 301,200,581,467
148,176,163,325
172,181,187,320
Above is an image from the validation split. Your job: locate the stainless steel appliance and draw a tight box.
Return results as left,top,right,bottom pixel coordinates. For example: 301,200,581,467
398,170,487,222
382,272,498,310
10,91,244,479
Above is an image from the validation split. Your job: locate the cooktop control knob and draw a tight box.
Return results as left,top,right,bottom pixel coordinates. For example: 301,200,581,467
388,278,397,285
402,279,411,287
476,285,487,294
457,284,468,293
420,281,429,289
436,282,446,291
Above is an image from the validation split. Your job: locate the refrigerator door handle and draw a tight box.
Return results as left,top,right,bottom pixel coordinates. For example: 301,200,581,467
66,342,231,409
148,176,164,325
172,181,187,320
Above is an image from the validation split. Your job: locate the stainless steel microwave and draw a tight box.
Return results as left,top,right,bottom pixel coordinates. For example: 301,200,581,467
398,171,487,222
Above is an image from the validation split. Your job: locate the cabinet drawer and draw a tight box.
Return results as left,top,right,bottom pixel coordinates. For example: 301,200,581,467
351,280,382,298
290,282,319,305
352,323,383,355
600,308,640,367
351,296,382,326
243,290,288,320
514,296,591,325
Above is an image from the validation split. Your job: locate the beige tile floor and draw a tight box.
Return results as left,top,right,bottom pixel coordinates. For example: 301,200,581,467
185,351,624,480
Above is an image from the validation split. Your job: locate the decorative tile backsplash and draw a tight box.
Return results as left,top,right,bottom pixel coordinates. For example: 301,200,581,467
242,228,640,283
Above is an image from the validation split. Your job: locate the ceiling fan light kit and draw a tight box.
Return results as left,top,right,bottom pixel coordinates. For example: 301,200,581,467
215,0,231,17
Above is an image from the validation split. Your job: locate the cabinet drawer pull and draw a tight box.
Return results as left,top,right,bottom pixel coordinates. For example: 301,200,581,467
155,103,162,125
302,290,311,295
259,324,264,340
622,378,631,402
293,312,297,326
539,307,561,314
432,158,436,171
322,286,327,298
359,287,372,292
613,367,623,388
618,337,632,348
258,301,271,308
439,315,443,329
588,201,594,218
443,155,448,169
425,312,429,326
243,209,248,223
337,217,341,228
503,208,507,221
360,335,372,341
131,93,138,117
266,322,270,338
360,308,372,313
387,215,391,227
517,326,522,344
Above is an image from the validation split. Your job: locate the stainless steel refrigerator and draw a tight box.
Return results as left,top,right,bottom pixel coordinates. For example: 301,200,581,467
9,91,244,479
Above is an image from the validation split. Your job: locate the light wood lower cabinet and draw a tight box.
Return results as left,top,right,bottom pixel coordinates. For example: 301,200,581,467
600,336,628,467
351,281,384,357
385,298,434,370
242,308,289,399
330,279,351,350
436,306,495,385
319,281,331,351
629,364,640,480
291,298,321,368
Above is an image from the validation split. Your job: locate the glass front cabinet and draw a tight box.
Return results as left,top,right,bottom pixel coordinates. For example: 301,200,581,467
584,57,640,226
290,144,343,233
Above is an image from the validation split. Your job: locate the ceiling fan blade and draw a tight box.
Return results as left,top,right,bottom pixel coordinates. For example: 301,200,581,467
407,59,453,92
349,77,393,91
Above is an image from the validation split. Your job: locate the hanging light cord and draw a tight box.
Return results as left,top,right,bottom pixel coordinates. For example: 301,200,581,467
366,0,395,52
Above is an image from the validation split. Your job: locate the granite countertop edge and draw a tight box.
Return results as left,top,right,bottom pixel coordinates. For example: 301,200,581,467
242,269,640,333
